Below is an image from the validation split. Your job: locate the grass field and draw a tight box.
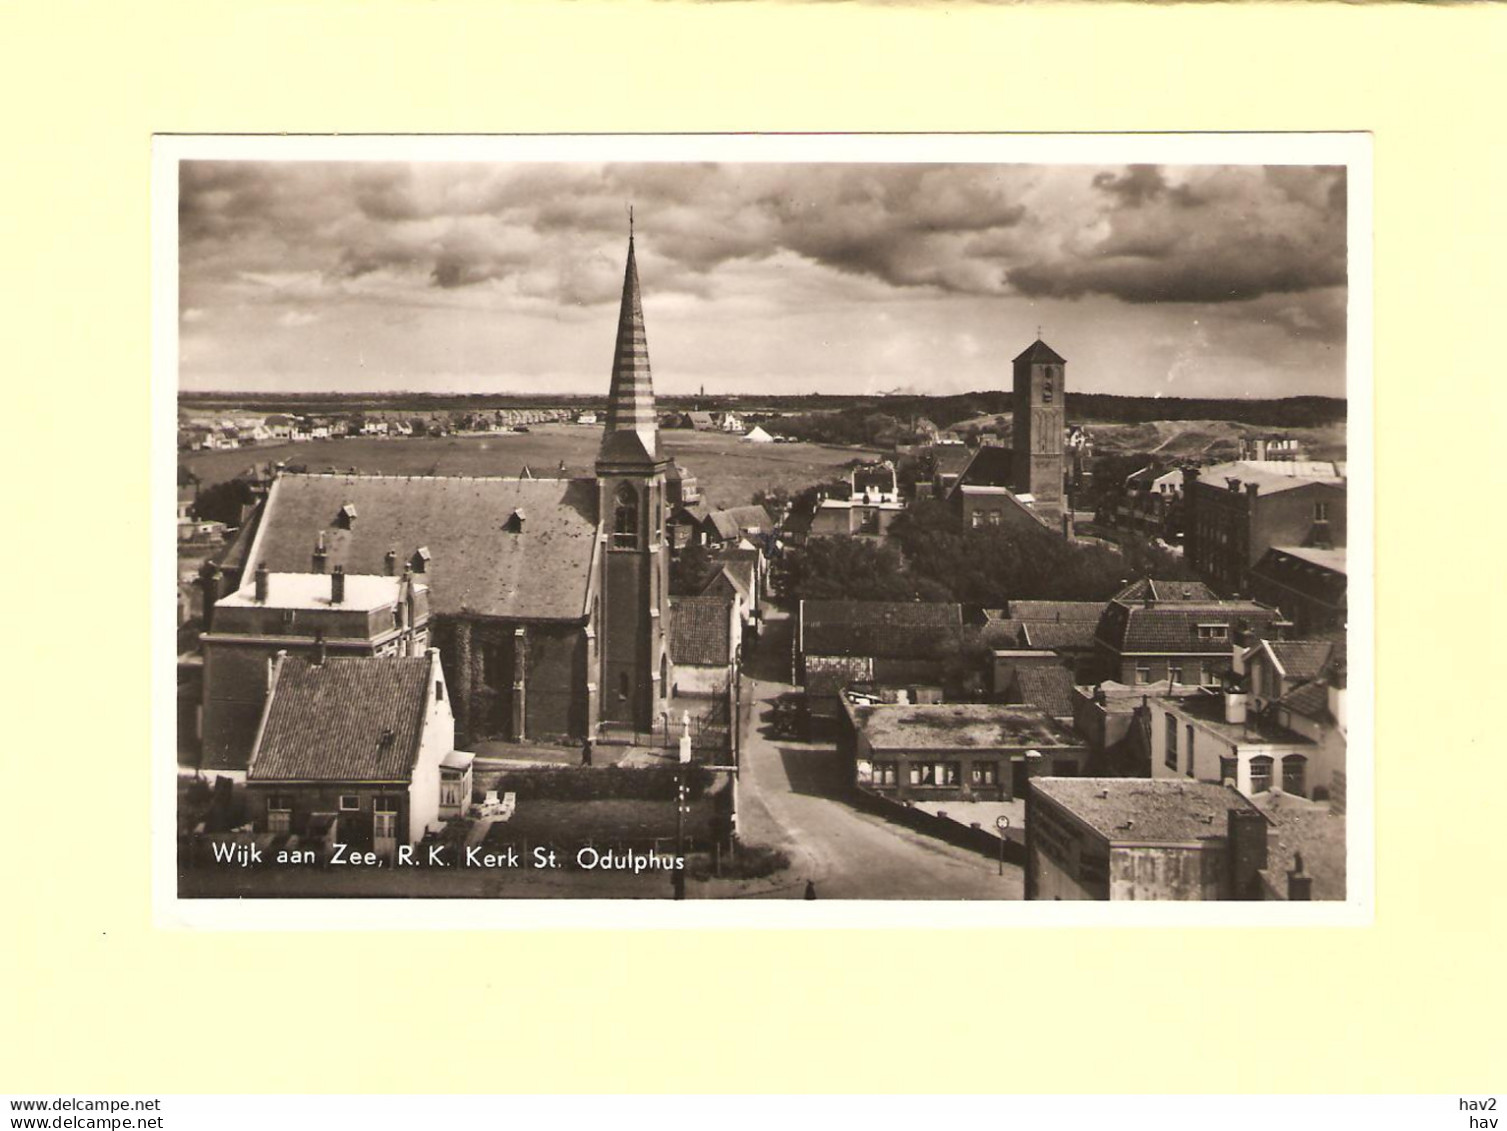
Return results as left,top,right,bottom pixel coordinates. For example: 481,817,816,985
180,423,880,510
951,413,1347,463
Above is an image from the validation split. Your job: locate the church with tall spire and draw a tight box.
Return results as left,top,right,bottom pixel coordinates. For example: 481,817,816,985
594,219,672,732
199,223,675,765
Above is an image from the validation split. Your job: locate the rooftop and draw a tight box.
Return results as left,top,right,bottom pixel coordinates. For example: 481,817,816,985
1095,598,1279,655
1008,600,1106,623
1253,791,1346,901
217,572,412,613
669,596,733,667
850,702,1083,752
1113,578,1219,604
1261,639,1337,683
1267,545,1347,574
803,600,964,660
248,655,435,783
1156,690,1313,746
1031,777,1264,844
246,473,598,621
1194,460,1346,496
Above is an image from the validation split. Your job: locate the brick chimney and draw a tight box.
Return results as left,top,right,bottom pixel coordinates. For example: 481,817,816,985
1287,851,1313,901
312,531,327,574
254,561,269,603
199,560,223,632
330,564,345,605
1226,808,1268,900
384,548,397,577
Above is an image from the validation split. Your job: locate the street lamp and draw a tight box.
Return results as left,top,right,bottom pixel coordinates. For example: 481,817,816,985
995,814,1011,876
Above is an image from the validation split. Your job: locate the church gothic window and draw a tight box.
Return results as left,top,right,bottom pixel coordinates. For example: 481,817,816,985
613,483,639,548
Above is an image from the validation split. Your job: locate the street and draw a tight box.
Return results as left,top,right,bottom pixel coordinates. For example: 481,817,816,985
734,618,1023,900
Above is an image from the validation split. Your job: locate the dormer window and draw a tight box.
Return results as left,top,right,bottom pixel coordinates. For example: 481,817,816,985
337,503,358,529
410,546,431,574
1197,623,1229,642
504,508,526,534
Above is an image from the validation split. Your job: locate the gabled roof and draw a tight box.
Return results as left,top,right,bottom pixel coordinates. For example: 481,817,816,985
248,655,433,783
955,446,1015,490
930,445,974,476
701,563,752,604
669,596,734,667
704,505,774,540
1013,339,1066,365
1021,620,1100,651
802,600,964,660
1113,578,1219,604
245,473,598,621
1276,680,1332,722
1261,639,1336,683
1095,598,1279,655
1004,665,1078,718
1009,600,1106,623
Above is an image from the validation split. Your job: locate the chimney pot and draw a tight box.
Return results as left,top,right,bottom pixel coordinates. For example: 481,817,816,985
331,565,345,605
384,549,397,576
254,562,269,603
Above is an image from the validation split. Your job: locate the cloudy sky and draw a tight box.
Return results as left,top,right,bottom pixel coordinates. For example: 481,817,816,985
179,161,1347,399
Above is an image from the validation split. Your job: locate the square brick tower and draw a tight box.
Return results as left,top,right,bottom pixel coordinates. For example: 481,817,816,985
1011,338,1067,518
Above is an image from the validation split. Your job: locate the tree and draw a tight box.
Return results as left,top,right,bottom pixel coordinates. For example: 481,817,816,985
671,544,718,596
780,537,920,603
192,478,258,527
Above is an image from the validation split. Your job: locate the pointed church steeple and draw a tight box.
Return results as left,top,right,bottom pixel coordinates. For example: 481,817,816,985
600,217,659,462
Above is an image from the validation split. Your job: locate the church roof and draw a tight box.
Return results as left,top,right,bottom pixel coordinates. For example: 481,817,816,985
244,473,598,621
601,230,659,459
1013,338,1066,365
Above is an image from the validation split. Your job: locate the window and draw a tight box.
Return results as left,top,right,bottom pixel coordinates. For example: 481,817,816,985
612,483,639,548
1186,724,1196,777
1314,502,1329,521
281,609,297,628
435,680,444,702
1197,624,1229,642
267,795,292,834
1200,664,1219,686
1282,754,1308,796
874,762,898,787
987,509,1002,526
374,796,399,814
971,761,998,786
1249,756,1274,794
1219,755,1238,786
1165,715,1179,768
618,671,630,703
938,762,961,787
1135,665,1150,685
971,510,984,529
1168,665,1183,685
909,764,926,786
339,795,360,812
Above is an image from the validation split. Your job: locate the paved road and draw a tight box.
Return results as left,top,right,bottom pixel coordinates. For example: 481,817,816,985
736,670,1022,901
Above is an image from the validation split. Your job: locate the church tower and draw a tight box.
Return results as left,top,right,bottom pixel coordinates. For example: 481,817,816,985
1011,337,1067,518
595,222,671,732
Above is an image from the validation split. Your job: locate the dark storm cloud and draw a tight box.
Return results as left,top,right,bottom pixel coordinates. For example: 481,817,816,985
1008,165,1347,305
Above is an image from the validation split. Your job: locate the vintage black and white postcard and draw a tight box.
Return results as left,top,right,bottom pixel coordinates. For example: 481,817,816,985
153,133,1372,927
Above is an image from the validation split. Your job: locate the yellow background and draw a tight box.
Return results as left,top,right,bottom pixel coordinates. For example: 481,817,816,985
3,0,1504,1094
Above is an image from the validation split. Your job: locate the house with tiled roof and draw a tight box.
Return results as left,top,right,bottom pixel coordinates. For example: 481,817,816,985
245,650,470,859
698,504,775,547
668,595,739,698
1025,777,1274,901
797,600,966,729
995,657,1079,723
201,230,679,759
1093,592,1281,688
1112,578,1217,604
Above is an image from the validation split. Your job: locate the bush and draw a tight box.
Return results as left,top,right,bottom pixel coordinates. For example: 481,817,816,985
488,765,713,802
685,842,791,881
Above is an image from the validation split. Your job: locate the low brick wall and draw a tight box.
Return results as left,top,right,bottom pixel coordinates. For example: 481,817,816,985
850,788,1025,866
